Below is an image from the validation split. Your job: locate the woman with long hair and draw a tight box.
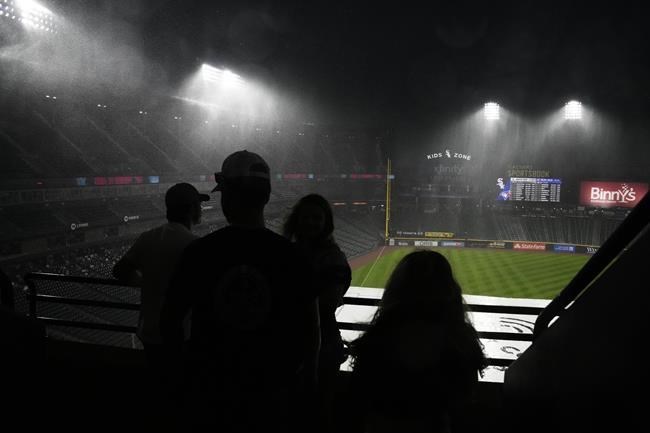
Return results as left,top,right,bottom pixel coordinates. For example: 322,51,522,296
284,193,351,433
347,250,486,433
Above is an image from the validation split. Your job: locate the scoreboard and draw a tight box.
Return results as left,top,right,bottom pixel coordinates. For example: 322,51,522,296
510,177,562,202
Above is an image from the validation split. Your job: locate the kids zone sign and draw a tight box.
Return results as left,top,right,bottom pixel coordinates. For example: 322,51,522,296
426,149,472,161
580,182,648,208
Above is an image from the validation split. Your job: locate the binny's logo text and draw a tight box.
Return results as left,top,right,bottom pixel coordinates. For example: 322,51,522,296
590,184,636,204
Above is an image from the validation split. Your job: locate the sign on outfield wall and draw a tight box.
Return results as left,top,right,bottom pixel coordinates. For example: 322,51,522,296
440,241,465,248
513,242,546,251
553,244,576,253
580,181,648,208
414,240,438,247
424,231,454,238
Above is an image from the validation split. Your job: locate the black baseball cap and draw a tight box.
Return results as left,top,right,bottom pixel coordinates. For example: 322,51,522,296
212,150,271,192
165,182,210,207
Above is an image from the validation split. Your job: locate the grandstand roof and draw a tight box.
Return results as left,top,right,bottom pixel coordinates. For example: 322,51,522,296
39,1,650,124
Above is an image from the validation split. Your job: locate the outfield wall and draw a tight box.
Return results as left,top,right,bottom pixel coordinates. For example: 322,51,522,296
388,237,599,255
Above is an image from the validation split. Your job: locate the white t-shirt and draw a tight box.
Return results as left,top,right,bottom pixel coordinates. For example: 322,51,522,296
121,222,196,344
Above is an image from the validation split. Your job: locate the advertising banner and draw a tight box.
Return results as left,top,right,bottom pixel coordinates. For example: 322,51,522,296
513,242,546,251
414,240,438,247
580,181,648,208
424,231,454,238
553,244,576,253
440,241,465,248
488,241,507,249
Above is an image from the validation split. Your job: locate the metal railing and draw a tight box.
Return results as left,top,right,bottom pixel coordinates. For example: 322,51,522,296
25,272,140,336
24,271,542,369
340,295,544,368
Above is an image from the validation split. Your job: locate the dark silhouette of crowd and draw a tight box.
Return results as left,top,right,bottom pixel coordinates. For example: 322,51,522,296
1,150,487,433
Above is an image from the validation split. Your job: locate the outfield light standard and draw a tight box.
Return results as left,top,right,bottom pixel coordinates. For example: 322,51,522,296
44,93,57,123
484,102,500,120
564,100,582,120
201,64,245,87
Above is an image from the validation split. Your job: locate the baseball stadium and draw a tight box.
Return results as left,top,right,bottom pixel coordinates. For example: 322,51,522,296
1,1,648,432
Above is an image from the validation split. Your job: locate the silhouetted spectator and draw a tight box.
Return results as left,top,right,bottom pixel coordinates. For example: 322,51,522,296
113,182,209,367
0,267,14,310
346,250,487,433
161,150,320,433
1,303,46,424
283,194,351,433
112,182,208,432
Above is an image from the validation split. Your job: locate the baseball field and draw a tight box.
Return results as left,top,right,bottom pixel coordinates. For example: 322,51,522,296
350,247,590,299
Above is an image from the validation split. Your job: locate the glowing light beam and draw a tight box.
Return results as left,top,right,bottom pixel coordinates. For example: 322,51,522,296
484,102,500,120
564,100,582,120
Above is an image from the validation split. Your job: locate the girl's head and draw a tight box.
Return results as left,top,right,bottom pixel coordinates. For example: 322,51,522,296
377,250,465,323
283,194,334,243
350,249,486,376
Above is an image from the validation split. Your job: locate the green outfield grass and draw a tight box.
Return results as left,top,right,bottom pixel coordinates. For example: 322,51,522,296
351,247,590,299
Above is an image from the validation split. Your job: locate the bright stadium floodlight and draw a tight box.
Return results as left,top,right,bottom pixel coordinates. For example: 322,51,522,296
14,0,56,32
484,102,500,120
564,100,582,120
201,63,245,86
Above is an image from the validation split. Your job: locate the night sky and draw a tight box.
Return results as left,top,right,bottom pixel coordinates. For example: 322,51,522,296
54,0,650,126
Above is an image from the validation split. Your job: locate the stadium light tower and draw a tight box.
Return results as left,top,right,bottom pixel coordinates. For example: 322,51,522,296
564,100,582,120
484,102,500,120
11,0,58,33
201,64,245,87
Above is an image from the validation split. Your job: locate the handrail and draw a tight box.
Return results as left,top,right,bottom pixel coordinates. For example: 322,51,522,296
36,317,137,333
24,271,534,368
338,321,533,342
26,293,140,311
25,271,140,319
25,272,130,286
532,192,650,340
342,296,545,316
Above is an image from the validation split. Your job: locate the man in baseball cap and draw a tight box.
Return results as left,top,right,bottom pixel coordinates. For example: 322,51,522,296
212,149,271,192
162,150,320,432
113,182,209,368
166,182,211,207
211,150,272,226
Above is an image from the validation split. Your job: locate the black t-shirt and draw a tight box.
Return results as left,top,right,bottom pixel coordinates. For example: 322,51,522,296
162,226,317,386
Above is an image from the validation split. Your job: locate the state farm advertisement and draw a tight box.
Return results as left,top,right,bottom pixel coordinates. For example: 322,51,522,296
580,181,648,208
513,242,546,251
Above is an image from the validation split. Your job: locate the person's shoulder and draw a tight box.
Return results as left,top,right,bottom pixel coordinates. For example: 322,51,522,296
148,222,171,234
317,241,349,266
263,228,293,245
134,225,159,241
328,241,348,261
189,227,225,248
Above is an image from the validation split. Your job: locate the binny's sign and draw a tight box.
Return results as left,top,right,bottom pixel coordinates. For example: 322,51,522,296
580,181,648,208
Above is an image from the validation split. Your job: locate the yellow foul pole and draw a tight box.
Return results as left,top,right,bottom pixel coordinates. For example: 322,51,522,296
385,158,391,243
